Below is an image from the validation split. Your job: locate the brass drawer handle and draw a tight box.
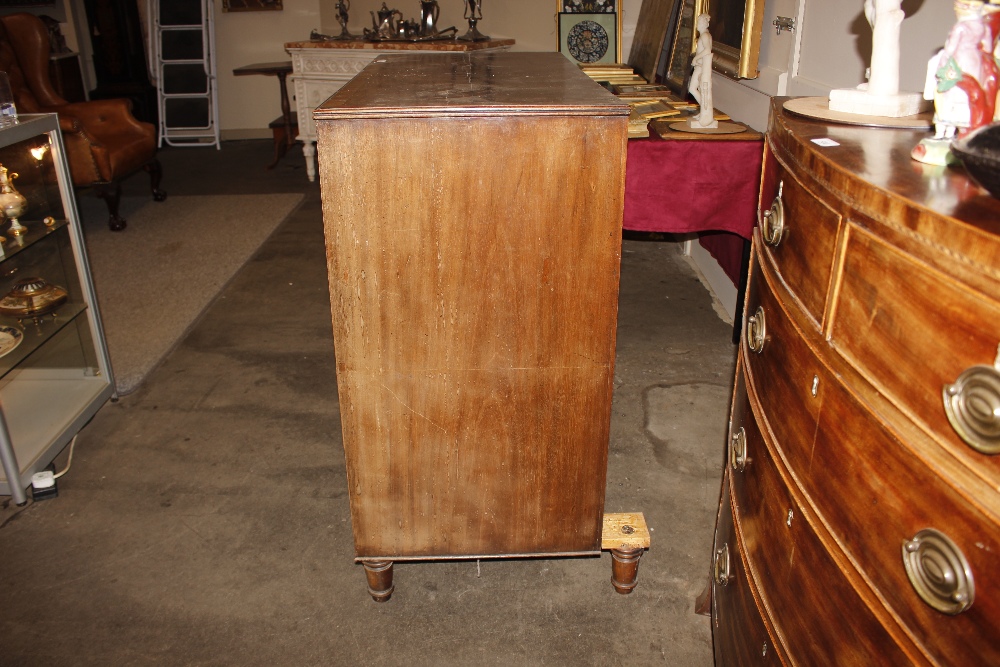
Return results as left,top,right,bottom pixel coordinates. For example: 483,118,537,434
902,528,975,615
730,427,747,472
761,180,786,247
943,355,1000,455
714,543,732,587
747,306,766,353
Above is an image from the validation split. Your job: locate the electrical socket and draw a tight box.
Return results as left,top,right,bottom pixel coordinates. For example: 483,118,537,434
31,470,57,501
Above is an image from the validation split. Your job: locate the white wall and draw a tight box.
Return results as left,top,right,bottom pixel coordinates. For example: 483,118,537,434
714,0,956,132
216,0,322,139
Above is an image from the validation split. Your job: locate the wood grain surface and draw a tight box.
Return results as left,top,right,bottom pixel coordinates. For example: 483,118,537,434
712,470,784,667
758,158,842,329
316,53,628,559
314,52,629,119
753,248,1000,666
716,98,1000,665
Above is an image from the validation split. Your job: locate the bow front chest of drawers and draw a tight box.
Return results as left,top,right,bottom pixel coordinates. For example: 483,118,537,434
713,99,1000,664
314,52,631,600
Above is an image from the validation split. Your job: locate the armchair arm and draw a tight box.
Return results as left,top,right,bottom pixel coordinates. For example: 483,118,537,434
54,99,152,137
51,99,157,186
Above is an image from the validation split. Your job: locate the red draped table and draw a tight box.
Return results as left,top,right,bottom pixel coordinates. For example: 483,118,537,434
623,131,764,287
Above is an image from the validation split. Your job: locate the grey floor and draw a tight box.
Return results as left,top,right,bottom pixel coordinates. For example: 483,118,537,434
0,140,737,666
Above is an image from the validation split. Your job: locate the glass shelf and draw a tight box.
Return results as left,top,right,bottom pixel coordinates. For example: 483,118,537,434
0,114,114,504
0,219,69,263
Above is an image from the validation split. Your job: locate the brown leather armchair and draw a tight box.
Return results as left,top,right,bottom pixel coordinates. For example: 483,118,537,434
0,12,165,231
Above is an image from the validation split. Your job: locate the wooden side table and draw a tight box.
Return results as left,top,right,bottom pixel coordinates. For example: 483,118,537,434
232,61,296,168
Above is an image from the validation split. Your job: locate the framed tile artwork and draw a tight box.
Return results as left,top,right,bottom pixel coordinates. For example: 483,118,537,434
557,1,622,63
558,12,620,65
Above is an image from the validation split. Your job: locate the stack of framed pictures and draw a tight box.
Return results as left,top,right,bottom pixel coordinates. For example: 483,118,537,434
557,1,623,66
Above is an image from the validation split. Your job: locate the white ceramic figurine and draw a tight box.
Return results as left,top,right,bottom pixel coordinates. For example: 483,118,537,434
829,0,927,117
689,14,718,130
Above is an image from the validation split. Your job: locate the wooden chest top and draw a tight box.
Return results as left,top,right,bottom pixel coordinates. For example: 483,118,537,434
313,51,630,119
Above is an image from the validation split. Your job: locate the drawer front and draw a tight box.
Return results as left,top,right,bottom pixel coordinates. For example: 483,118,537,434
757,153,842,328
830,224,1000,484
743,241,822,462
713,471,781,667
804,357,1000,665
734,396,915,665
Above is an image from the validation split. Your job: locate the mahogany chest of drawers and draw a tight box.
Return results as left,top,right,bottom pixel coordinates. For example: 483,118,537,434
314,52,629,600
713,99,1000,664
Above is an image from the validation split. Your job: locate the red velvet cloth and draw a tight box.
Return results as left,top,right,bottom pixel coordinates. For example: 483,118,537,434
699,230,746,287
623,133,764,285
624,133,763,237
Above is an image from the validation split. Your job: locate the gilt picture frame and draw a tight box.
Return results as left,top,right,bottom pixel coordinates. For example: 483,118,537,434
557,1,622,62
558,12,619,66
705,0,765,79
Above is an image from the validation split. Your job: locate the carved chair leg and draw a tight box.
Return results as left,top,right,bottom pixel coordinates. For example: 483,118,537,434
610,548,643,595
95,182,126,231
363,560,394,602
144,158,167,202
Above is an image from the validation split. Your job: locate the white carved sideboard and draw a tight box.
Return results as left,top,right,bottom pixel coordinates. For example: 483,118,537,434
284,39,514,181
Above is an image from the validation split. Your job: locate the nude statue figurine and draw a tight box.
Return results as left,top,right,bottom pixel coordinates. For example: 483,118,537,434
689,14,718,129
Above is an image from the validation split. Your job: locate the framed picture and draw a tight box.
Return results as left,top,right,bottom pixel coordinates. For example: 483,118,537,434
558,13,619,66
627,0,680,84
222,0,283,12
705,0,765,79
664,0,699,96
557,1,621,62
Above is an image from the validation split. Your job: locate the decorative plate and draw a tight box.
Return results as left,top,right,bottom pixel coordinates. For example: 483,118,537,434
0,324,23,358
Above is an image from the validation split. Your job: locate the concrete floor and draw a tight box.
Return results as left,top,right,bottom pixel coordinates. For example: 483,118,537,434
0,141,737,666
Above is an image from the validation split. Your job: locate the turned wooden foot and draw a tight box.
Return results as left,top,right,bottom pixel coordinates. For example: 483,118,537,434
363,560,394,602
602,512,650,595
610,548,643,594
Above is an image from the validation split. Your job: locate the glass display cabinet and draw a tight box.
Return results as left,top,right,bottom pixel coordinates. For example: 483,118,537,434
0,115,115,505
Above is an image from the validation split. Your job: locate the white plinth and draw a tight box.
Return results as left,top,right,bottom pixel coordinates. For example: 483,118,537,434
828,88,928,118
689,118,718,130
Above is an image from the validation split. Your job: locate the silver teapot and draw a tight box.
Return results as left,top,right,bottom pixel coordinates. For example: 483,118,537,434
419,0,440,36
370,3,403,40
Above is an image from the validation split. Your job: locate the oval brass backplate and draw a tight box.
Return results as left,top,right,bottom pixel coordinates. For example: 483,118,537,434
943,363,1000,455
730,427,747,472
902,528,975,615
747,307,766,353
762,181,785,247
714,544,731,587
